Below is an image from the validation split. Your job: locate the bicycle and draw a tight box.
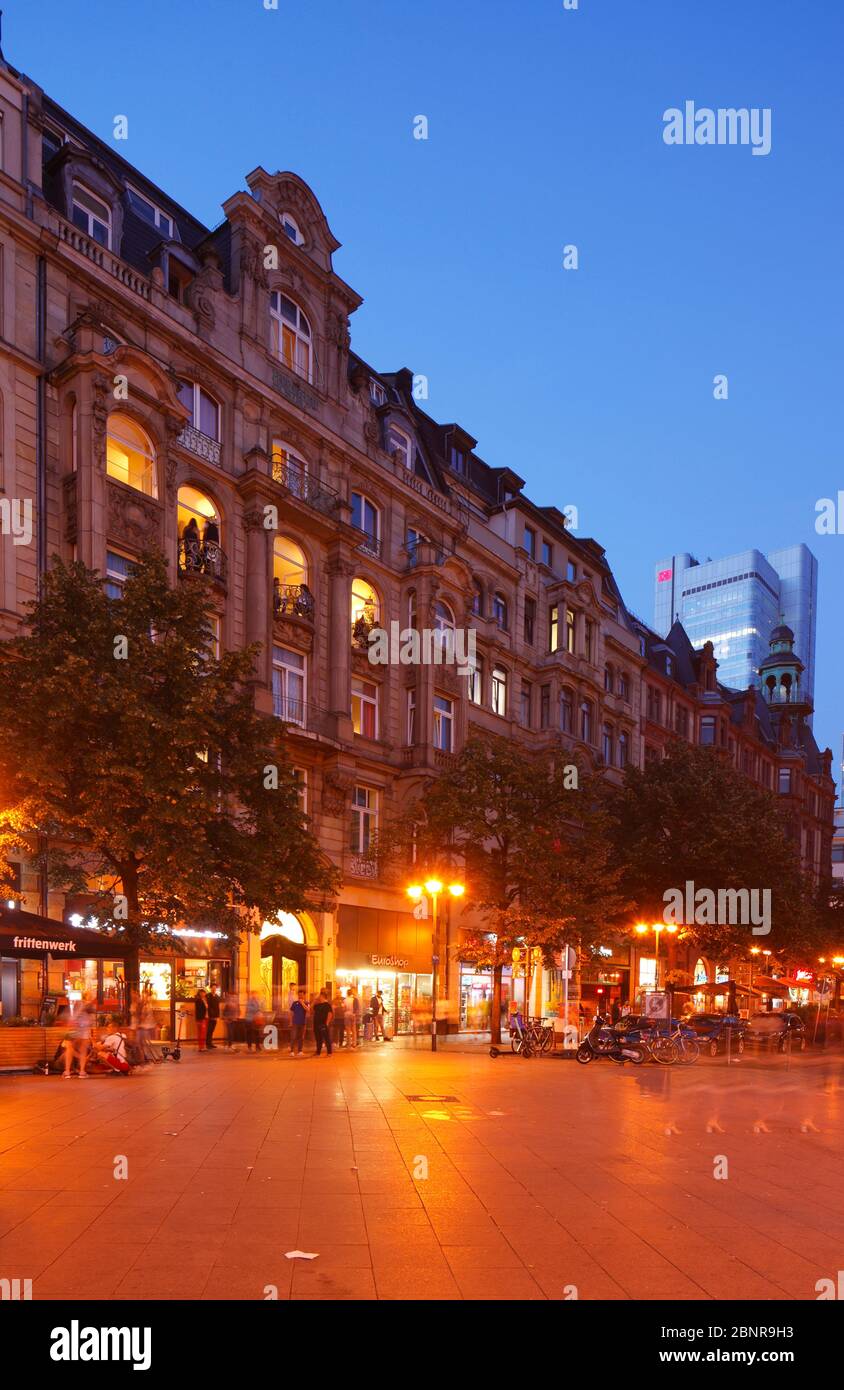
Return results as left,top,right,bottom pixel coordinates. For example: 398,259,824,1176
649,1024,700,1065
509,1015,535,1058
509,1015,554,1057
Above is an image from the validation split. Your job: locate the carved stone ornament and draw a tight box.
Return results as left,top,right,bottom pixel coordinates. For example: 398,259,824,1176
107,481,163,546
240,234,269,290
185,265,217,331
91,376,110,469
243,507,271,533
322,773,351,817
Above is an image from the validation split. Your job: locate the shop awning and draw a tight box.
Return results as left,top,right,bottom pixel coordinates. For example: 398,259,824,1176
0,906,123,959
674,981,761,997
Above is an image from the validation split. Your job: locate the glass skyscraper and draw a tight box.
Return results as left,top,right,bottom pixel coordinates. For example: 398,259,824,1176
653,544,817,705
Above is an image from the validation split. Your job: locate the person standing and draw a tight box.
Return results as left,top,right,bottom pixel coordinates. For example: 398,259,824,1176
289,990,307,1057
206,985,221,1049
61,996,95,1078
194,988,208,1052
370,989,384,1040
376,990,390,1040
312,991,334,1056
222,991,240,1050
332,990,346,1049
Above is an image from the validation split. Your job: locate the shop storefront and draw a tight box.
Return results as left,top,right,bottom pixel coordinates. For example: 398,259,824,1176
336,905,434,1036
458,963,513,1032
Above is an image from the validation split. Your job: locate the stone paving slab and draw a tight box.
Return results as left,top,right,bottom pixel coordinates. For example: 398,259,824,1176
0,1047,843,1301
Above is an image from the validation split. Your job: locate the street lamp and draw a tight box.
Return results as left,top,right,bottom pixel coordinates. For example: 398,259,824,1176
407,878,465,1052
634,922,678,994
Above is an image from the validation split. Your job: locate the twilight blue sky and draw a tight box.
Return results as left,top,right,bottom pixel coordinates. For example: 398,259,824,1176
7,0,843,780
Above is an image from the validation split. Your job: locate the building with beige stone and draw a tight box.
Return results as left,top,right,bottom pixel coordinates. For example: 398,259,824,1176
0,53,835,1036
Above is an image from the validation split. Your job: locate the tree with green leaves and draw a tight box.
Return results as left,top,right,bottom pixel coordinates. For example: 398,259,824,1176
607,739,818,969
380,732,629,1042
0,553,339,1015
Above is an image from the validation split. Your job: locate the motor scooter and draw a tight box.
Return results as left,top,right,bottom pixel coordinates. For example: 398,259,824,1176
576,1013,645,1065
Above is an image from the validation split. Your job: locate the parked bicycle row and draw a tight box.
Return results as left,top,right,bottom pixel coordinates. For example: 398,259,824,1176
498,1008,811,1064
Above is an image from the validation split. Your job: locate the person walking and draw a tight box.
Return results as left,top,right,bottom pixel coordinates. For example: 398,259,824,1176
312,991,334,1056
332,989,346,1049
345,988,359,1048
206,985,221,1049
222,991,240,1050
244,992,264,1052
61,996,95,1078
289,989,307,1057
194,988,208,1052
376,990,390,1040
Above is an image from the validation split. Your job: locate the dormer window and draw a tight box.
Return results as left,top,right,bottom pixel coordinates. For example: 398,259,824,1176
270,291,312,382
369,380,387,407
127,187,174,239
450,446,465,474
388,425,413,470
279,212,303,245
72,183,111,248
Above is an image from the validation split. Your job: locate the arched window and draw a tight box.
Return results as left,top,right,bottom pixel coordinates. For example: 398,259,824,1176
560,687,574,734
579,698,593,744
351,492,381,556
491,666,508,717
351,577,380,646
407,589,417,630
273,535,312,619
178,486,223,577
602,723,614,765
279,212,303,246
177,379,220,441
106,413,157,497
492,593,508,630
270,291,312,382
434,601,455,634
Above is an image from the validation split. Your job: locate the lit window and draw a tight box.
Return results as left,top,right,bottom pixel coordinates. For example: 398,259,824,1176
177,380,220,440
565,607,575,653
271,440,309,498
106,414,157,497
350,786,378,854
352,678,379,740
72,183,111,247
433,695,454,752
549,604,559,652
351,577,380,642
388,426,413,470
178,486,222,576
274,535,308,589
491,667,507,717
272,645,306,725
270,291,312,381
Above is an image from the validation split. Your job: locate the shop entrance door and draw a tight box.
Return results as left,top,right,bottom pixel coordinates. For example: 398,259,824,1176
0,959,19,1019
260,939,306,1014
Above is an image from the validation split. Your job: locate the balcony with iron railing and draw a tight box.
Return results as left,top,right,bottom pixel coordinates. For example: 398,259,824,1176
273,580,315,622
353,527,382,559
178,537,228,587
271,457,341,518
177,425,222,468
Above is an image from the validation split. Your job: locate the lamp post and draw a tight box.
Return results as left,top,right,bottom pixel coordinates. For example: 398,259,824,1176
407,879,464,1052
635,922,678,996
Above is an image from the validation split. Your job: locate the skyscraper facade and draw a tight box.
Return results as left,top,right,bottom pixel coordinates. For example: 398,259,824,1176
653,545,818,703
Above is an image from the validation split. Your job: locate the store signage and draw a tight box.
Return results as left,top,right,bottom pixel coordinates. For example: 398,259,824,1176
13,934,76,953
368,953,409,970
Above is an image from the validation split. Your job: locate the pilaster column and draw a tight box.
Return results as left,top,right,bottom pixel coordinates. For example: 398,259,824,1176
326,547,355,741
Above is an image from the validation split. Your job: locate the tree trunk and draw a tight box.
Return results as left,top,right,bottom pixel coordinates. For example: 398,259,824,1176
491,962,503,1045
123,942,140,1025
